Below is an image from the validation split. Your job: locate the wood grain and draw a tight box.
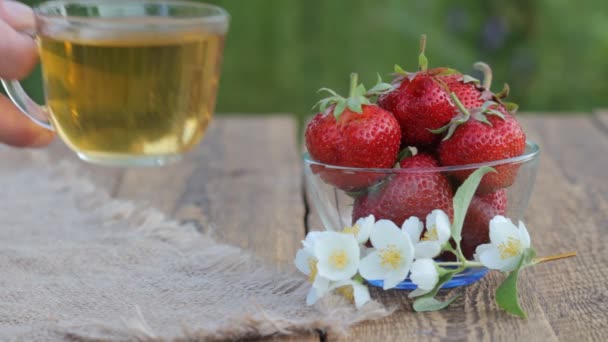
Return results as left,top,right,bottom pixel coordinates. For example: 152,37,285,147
517,114,608,341
594,109,608,134
304,114,608,341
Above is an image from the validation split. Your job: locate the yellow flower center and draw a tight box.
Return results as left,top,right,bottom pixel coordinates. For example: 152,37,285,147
342,224,360,237
498,237,522,259
378,244,402,269
308,257,318,283
329,249,349,269
422,225,438,241
335,285,354,303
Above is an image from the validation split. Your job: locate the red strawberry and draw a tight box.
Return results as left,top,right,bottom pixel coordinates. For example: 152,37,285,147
352,153,454,226
437,92,526,194
378,35,481,147
305,73,401,191
461,189,508,259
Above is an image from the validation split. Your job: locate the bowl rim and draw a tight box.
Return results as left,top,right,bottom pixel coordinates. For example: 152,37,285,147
303,140,540,173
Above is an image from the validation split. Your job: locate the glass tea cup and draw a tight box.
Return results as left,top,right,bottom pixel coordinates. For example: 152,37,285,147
1,0,229,166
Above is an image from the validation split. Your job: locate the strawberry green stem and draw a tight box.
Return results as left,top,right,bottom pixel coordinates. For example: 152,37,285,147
450,92,472,119
349,73,359,98
473,62,493,90
534,251,577,264
418,34,428,72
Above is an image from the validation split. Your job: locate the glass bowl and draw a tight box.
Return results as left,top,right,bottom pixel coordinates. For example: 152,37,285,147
303,141,540,290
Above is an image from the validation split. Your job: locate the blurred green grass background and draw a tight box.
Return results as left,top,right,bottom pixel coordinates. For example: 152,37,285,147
13,0,608,119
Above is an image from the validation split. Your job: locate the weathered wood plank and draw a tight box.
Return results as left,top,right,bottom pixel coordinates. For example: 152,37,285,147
593,109,608,133
115,116,306,266
303,114,608,341
517,114,608,341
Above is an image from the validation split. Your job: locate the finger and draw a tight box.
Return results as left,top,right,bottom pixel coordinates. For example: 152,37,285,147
0,94,55,147
0,1,35,32
0,1,37,79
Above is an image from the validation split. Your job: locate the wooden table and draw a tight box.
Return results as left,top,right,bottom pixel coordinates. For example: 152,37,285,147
47,112,608,341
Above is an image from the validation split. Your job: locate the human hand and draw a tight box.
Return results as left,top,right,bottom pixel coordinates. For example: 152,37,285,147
0,0,54,147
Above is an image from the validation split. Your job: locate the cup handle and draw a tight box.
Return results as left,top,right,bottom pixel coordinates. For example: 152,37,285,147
1,79,54,130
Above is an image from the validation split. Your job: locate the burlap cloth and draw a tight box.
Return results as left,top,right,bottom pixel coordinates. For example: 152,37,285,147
0,147,393,341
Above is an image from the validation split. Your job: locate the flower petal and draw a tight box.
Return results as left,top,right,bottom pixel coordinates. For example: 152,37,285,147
410,259,439,290
370,220,403,248
478,245,521,272
315,232,360,281
402,216,423,244
355,215,375,243
352,282,371,309
329,280,372,309
358,251,386,281
414,240,442,259
427,209,451,244
312,275,330,293
306,287,321,305
474,243,493,262
384,270,408,290
294,248,313,275
518,221,531,249
302,231,323,251
489,216,519,246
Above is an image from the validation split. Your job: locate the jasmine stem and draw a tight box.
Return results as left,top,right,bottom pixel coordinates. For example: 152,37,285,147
534,251,577,264
349,73,359,98
436,261,483,268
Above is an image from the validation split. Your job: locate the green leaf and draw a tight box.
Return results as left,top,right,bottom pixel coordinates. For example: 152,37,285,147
473,111,493,126
462,75,480,84
367,82,394,95
396,146,415,162
451,167,496,244
394,64,407,74
355,84,367,97
504,102,519,114
333,99,347,119
413,294,460,312
413,271,457,312
496,83,510,99
419,54,429,71
313,98,328,111
346,97,362,113
480,100,498,111
428,125,448,135
318,87,338,96
486,109,506,120
495,248,536,318
434,68,459,76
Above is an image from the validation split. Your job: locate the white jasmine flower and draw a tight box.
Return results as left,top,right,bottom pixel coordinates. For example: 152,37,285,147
342,215,374,244
408,258,439,298
314,232,360,281
403,210,451,259
359,220,415,290
294,232,330,304
329,279,371,309
474,216,531,272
